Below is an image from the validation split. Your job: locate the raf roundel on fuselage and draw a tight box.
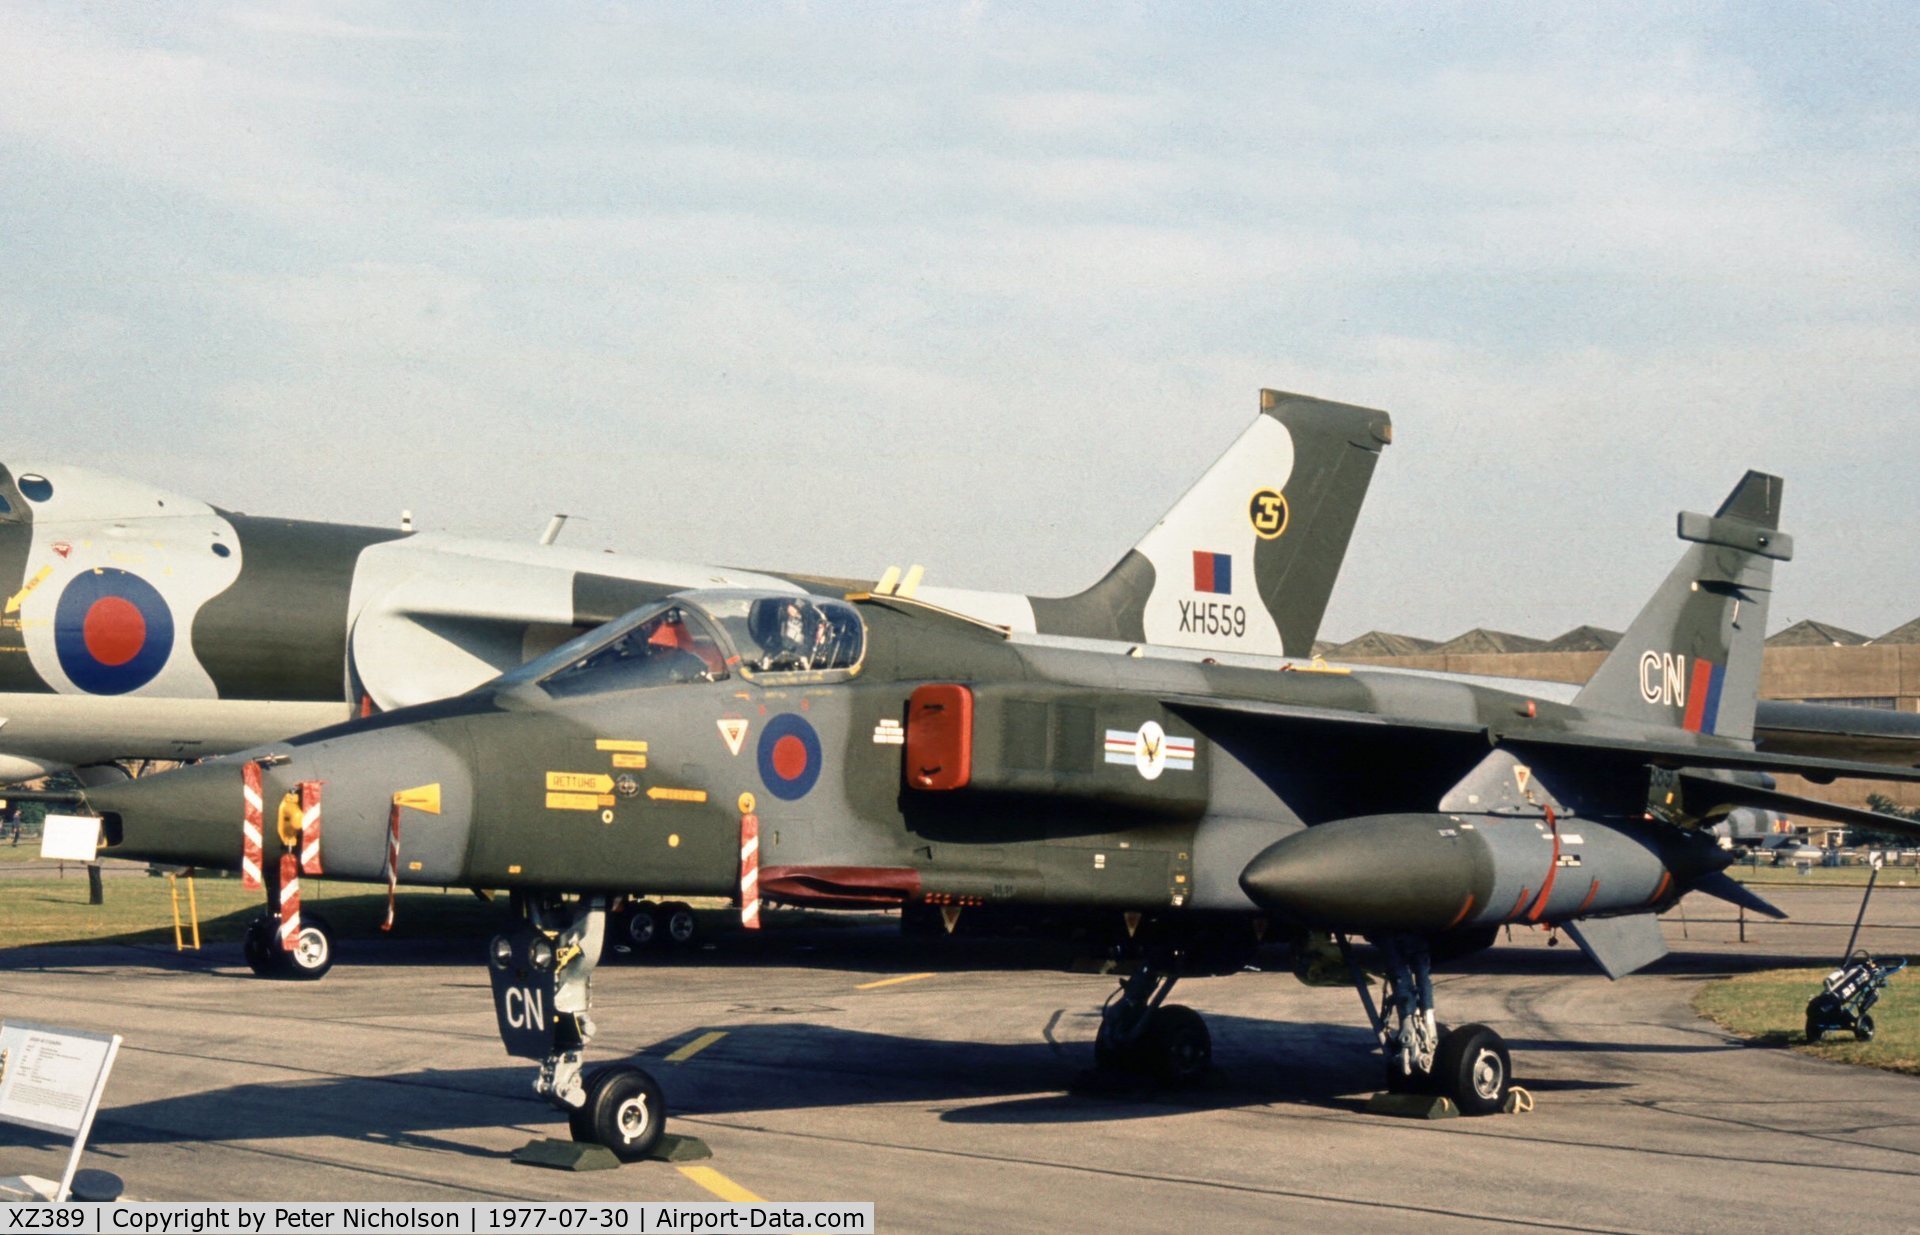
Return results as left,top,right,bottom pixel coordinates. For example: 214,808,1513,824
54,567,175,695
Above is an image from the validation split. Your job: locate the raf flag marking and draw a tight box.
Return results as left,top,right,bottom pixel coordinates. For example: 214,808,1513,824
1192,551,1232,595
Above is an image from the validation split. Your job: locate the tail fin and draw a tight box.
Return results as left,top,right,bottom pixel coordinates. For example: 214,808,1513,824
1026,389,1392,656
1572,471,1791,741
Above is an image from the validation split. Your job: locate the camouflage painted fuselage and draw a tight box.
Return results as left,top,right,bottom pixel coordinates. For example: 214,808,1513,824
94,592,1736,942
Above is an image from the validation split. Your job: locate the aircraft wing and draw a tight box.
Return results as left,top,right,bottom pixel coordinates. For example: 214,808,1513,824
1167,694,1920,783
1493,728,1920,785
1675,771,1920,840
1752,700,1920,766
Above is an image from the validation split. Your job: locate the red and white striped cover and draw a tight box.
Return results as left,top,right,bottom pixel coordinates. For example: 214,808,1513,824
381,801,402,931
275,852,302,947
739,812,761,930
298,780,325,875
240,760,265,891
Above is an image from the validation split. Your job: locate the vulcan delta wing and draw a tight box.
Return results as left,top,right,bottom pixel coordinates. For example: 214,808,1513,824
0,388,1387,782
88,468,1920,1158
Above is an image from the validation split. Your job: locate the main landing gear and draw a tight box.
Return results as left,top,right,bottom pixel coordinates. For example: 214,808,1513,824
488,894,666,1161
1344,934,1511,1115
612,899,700,954
1092,952,1212,1086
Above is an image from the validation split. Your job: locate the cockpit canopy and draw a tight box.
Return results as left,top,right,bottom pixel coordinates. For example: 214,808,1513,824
498,589,865,698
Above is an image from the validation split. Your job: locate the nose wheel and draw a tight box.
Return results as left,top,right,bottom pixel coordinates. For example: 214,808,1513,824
568,1066,666,1161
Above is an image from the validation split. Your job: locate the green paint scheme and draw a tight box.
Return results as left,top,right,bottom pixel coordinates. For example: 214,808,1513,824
78,467,1920,1134
89,475,1920,939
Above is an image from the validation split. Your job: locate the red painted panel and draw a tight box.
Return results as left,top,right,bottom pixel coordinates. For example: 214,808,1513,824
759,864,923,908
906,683,973,790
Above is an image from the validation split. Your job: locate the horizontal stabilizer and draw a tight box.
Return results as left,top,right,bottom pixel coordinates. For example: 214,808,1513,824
1691,872,1789,921
1676,772,1920,839
1563,913,1669,980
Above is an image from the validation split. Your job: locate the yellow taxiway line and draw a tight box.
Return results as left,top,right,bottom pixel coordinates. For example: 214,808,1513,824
855,972,936,991
665,1030,728,1063
677,1164,765,1203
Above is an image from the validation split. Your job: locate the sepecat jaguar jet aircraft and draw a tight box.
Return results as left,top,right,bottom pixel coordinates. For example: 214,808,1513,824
85,468,1920,1159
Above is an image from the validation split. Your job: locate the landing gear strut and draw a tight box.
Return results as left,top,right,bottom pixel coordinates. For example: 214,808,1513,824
1093,952,1212,1085
489,894,665,1161
1343,933,1511,1116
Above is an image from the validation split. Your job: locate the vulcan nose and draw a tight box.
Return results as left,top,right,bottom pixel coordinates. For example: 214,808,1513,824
88,759,242,867
1239,815,1491,934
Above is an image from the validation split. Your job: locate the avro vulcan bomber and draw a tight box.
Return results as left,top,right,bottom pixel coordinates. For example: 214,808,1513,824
87,467,1920,1159
0,389,1387,780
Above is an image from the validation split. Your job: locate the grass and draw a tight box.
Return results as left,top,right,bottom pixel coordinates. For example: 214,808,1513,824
1723,863,1919,888
1694,963,1918,1076
0,866,502,949
0,862,845,952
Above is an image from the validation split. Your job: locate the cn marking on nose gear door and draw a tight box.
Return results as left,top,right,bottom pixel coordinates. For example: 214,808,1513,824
1248,488,1289,539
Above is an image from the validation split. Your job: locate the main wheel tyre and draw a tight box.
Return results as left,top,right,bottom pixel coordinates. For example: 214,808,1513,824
242,916,278,977
1433,1023,1510,1116
276,913,334,981
659,903,698,947
629,902,668,952
1855,1013,1876,1042
1143,1004,1211,1086
572,1066,666,1161
1093,1012,1145,1074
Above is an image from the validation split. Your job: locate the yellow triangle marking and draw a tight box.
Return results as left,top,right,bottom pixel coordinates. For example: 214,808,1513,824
393,784,442,814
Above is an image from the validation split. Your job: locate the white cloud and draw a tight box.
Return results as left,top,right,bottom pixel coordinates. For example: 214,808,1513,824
2,3,1915,640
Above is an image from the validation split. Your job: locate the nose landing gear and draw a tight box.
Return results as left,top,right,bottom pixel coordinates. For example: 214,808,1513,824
489,894,667,1161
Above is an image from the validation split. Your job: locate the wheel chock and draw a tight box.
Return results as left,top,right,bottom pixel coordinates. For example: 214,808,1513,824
511,1138,622,1171
1502,1086,1534,1115
648,1133,713,1163
1365,1092,1458,1120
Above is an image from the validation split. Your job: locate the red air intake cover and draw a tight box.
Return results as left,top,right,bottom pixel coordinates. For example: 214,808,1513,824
906,684,973,790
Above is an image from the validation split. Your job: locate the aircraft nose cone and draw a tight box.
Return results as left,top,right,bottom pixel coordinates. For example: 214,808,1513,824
1240,815,1491,933
88,717,479,884
87,760,240,867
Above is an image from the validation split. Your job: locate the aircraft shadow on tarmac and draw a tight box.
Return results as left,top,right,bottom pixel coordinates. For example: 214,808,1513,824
0,921,1828,982
0,1010,1689,1159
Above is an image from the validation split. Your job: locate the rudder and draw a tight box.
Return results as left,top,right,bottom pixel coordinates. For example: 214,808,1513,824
1573,471,1790,741
1029,389,1392,656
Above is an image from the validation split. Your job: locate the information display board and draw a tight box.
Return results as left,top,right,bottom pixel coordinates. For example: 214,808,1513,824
0,1020,121,1202
38,814,102,862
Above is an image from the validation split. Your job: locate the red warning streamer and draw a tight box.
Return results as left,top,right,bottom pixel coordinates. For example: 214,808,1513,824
240,761,265,891
382,801,402,931
298,780,325,875
740,812,761,931
276,853,302,947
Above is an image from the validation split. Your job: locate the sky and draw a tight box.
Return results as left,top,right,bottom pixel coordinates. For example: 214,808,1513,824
3,1,1916,644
